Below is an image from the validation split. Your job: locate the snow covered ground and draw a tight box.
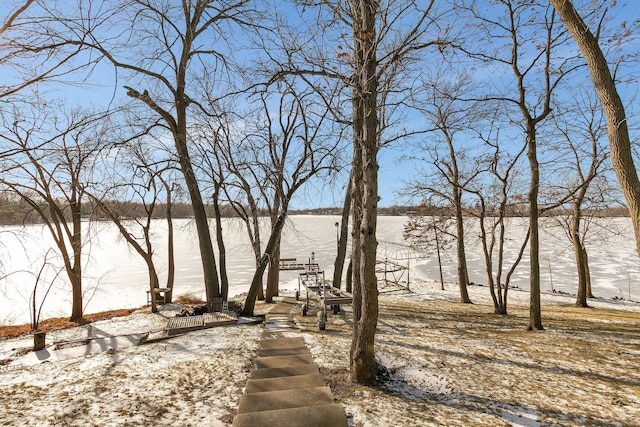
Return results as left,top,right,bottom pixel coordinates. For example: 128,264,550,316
0,302,262,426
1,215,639,326
1,281,638,426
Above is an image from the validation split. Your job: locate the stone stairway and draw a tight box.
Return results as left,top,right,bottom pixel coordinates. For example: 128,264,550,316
232,298,347,427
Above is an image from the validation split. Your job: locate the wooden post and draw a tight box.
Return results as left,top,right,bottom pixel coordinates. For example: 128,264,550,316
211,297,223,312
33,330,46,351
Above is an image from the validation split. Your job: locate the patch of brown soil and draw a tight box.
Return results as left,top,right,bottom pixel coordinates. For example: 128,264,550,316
321,367,357,400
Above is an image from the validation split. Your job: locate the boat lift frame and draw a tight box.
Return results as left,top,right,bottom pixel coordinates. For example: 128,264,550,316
297,268,352,330
281,255,353,330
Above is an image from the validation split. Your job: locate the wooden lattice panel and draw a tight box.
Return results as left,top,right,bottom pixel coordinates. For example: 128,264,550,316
203,311,238,326
166,315,204,336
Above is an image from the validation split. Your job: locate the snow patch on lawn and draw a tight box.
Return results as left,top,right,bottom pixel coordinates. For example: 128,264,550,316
1,282,639,426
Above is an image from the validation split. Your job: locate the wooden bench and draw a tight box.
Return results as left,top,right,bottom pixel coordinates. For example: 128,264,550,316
279,257,320,271
147,287,171,305
279,258,299,270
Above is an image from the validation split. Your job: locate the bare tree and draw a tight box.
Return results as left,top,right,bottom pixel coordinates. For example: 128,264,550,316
87,141,175,314
236,83,344,315
78,0,254,310
0,103,108,321
158,174,179,302
403,210,455,291
550,91,609,307
332,173,352,289
345,0,453,386
468,120,529,315
216,123,268,302
192,112,235,302
456,0,581,330
550,0,640,260
347,0,380,385
405,73,485,304
28,249,62,332
267,0,446,384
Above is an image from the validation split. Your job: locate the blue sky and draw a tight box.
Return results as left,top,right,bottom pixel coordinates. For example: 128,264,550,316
1,0,639,210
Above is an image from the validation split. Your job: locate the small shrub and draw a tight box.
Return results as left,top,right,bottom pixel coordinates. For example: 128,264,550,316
174,293,206,305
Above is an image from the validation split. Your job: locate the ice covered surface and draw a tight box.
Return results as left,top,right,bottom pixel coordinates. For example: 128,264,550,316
1,215,639,325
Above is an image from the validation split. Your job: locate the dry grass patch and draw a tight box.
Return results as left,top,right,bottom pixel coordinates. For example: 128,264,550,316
295,296,640,426
173,293,206,305
0,308,137,339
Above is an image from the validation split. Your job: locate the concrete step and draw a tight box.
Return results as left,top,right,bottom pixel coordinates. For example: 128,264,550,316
264,325,299,332
232,404,347,427
266,313,293,321
237,386,334,413
262,328,302,334
263,327,301,332
231,298,347,427
266,313,294,318
264,319,298,328
256,347,310,357
265,319,294,326
250,365,320,379
268,306,295,315
258,336,306,349
254,353,315,369
245,374,325,393
261,330,302,340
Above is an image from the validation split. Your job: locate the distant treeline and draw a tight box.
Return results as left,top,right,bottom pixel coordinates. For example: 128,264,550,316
0,195,224,225
292,204,631,218
0,195,629,226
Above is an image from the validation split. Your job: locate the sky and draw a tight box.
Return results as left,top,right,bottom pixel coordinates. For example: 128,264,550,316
1,1,639,210
0,0,417,209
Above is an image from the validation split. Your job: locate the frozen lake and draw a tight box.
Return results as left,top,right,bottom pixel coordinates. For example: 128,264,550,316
1,215,639,325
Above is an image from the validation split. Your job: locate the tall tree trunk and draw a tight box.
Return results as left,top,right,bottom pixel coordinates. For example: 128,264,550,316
550,0,640,260
144,254,161,313
333,175,352,289
527,126,544,331
479,210,500,313
174,24,220,307
434,224,445,291
242,214,286,316
454,189,471,303
165,182,175,303
174,113,220,308
213,187,229,301
345,258,353,293
584,248,594,298
571,197,589,307
265,238,281,303
351,121,364,342
257,265,265,300
495,193,511,315
350,0,379,386
69,198,83,322
574,240,588,307
446,128,471,303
